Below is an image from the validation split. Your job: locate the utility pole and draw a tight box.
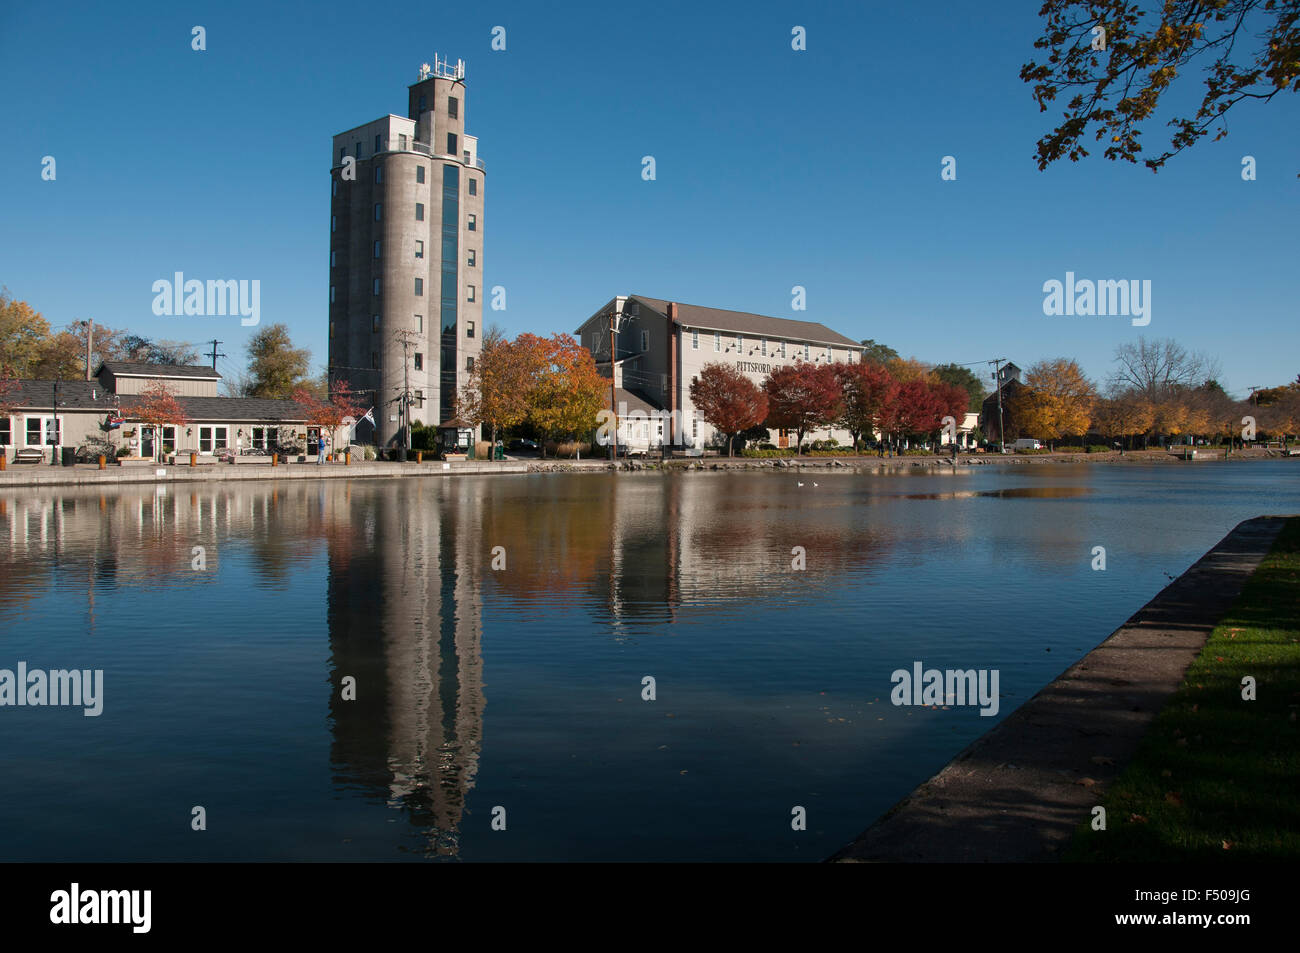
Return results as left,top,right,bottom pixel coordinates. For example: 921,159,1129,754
207,340,226,370
953,357,1008,452
395,329,419,458
607,302,625,461
83,320,94,380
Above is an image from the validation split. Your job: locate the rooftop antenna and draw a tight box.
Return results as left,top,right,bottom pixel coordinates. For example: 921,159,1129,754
418,63,431,80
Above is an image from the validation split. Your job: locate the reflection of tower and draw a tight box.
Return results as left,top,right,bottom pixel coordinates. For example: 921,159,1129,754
326,481,485,856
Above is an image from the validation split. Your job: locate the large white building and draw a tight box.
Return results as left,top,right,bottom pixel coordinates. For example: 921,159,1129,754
577,295,864,452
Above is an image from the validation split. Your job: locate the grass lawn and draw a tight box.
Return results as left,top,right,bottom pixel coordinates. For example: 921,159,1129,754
1065,516,1300,862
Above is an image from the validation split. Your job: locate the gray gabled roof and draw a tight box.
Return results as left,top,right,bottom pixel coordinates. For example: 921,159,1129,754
629,295,861,348
5,380,119,410
97,362,221,380
117,395,309,422
603,387,663,416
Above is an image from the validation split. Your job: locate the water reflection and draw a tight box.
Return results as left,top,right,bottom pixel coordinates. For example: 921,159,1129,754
2,463,1297,860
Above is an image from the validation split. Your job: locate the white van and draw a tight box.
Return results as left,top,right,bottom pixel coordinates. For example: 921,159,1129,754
1013,438,1043,451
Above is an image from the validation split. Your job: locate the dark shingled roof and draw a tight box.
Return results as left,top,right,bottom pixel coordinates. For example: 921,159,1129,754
629,295,861,349
117,395,309,422
6,381,308,422
97,362,222,379
6,380,119,410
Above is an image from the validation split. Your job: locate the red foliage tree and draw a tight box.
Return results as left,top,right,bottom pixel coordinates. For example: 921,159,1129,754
763,362,842,455
834,361,898,450
132,380,188,461
890,380,969,448
689,362,768,457
291,377,367,452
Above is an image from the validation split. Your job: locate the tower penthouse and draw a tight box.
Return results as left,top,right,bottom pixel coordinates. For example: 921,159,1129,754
329,56,485,448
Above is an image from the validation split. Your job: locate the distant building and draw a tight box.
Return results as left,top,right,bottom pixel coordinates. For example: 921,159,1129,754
980,362,1023,445
577,295,863,451
1,363,314,461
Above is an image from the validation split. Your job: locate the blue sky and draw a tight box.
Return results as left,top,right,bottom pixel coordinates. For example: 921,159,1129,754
2,0,1296,397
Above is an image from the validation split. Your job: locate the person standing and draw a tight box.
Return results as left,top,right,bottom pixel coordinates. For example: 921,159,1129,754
317,433,326,464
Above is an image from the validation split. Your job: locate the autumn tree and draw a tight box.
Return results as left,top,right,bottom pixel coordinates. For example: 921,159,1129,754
834,361,898,449
1022,0,1300,174
459,329,538,446
890,380,968,447
524,333,606,455
1013,358,1098,448
291,378,366,452
247,323,311,398
0,288,51,377
763,362,843,455
689,362,768,457
131,381,188,462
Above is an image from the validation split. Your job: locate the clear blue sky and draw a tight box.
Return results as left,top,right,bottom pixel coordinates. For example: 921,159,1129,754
2,0,1296,397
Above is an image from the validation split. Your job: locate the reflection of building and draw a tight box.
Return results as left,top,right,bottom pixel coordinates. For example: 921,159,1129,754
577,296,863,452
326,482,485,855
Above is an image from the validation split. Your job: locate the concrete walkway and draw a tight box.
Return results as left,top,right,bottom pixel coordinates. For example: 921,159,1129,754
829,515,1289,863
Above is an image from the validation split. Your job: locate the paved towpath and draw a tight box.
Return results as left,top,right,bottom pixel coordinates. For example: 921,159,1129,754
829,515,1289,863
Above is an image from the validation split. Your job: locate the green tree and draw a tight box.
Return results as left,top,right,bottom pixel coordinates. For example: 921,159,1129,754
932,363,987,413
246,323,310,398
859,339,900,365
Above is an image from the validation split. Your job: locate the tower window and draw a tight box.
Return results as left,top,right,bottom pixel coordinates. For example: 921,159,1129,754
467,248,476,266
467,213,476,231
447,133,457,155
355,141,361,158
413,352,423,371
330,286,335,303
330,215,336,232
415,203,425,221
373,278,381,295
415,314,423,333
374,134,381,153
374,203,382,221
416,165,425,184
374,166,383,184
372,352,379,369
372,315,380,333
414,277,424,296
418,94,426,111
448,97,459,119
373,240,381,258
330,250,336,268
467,320,475,338
466,356,474,372
415,240,424,259
468,178,477,196
467,285,475,302
332,179,337,196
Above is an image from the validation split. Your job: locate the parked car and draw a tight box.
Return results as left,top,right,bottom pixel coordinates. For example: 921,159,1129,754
507,438,538,451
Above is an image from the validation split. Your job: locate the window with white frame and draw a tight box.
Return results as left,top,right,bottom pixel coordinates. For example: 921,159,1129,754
779,340,786,358
804,343,810,360
735,334,742,351
691,329,699,350
0,416,10,446
25,416,60,446
714,332,720,352
761,338,767,356
251,427,270,450
826,346,833,362
198,426,228,453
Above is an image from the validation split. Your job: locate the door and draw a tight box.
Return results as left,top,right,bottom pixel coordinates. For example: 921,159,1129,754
141,426,156,459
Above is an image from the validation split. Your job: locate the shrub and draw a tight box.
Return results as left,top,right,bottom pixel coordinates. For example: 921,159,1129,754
546,440,591,458
474,440,491,459
1086,444,1113,453
363,445,376,461
115,445,132,458
740,448,796,458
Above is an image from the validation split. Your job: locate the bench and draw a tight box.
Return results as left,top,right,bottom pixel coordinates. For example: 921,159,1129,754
13,447,44,464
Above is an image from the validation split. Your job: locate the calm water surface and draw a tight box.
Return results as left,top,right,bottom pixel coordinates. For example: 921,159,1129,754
1,462,1297,861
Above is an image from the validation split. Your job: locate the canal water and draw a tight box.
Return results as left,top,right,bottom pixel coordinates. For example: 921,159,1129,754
1,461,1296,861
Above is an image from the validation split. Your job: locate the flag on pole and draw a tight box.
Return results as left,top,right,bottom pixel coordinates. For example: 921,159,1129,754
350,407,376,441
